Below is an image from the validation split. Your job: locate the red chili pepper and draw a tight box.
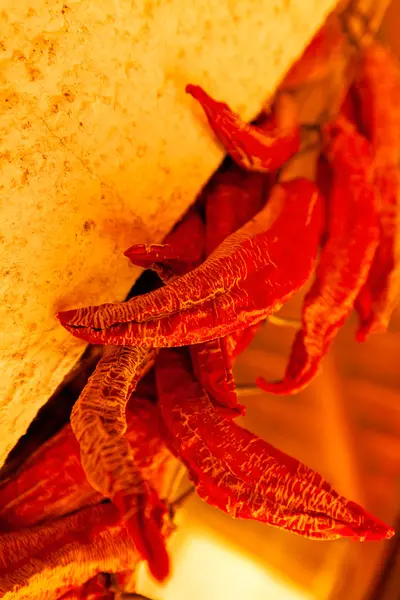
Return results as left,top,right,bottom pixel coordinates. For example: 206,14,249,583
70,345,170,582
0,397,175,597
126,208,243,417
257,116,379,395
186,84,300,172
0,424,95,532
0,394,172,533
126,166,269,416
1,496,176,600
351,42,400,340
57,179,323,348
0,499,178,600
156,347,393,541
0,503,125,599
280,16,345,89
0,345,171,580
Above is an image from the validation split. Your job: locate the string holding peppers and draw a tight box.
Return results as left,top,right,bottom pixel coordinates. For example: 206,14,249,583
2,21,399,600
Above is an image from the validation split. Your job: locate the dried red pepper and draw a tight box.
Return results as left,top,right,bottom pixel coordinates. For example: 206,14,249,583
156,347,393,541
0,424,95,532
186,84,300,173
0,344,172,580
191,166,273,413
70,345,171,582
351,42,400,340
0,392,176,597
126,165,271,415
0,503,125,599
57,179,323,348
128,194,251,417
257,116,379,395
0,498,177,600
0,393,173,533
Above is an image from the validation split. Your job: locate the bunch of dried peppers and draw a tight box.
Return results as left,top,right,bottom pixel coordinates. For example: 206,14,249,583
1,14,399,600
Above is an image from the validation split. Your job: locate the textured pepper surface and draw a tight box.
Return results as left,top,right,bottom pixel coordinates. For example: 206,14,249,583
352,42,400,339
58,179,324,347
186,85,300,173
257,117,379,394
156,348,394,541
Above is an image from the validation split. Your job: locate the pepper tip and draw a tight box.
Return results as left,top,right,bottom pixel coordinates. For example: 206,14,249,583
255,376,287,395
185,83,197,96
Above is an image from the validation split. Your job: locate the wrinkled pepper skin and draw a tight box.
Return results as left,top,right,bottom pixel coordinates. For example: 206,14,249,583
156,348,394,541
257,117,379,394
352,42,400,340
186,84,300,173
0,393,173,532
69,345,170,582
58,179,324,348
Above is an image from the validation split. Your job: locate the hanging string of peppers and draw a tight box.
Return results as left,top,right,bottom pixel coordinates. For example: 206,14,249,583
1,6,399,599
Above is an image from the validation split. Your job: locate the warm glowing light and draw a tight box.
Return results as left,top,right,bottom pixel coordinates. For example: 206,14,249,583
139,529,313,600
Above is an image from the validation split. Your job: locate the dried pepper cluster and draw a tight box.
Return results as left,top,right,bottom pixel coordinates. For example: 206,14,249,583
1,19,399,600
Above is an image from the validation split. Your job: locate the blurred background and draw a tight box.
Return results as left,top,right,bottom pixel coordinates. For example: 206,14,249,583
137,4,400,599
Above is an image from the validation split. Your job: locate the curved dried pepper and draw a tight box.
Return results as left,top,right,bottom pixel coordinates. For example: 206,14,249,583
0,498,173,600
0,503,124,599
156,348,393,541
281,16,345,89
0,425,94,532
0,396,172,532
351,42,400,340
128,203,242,421
186,84,300,172
58,179,323,348
70,345,170,582
257,117,379,395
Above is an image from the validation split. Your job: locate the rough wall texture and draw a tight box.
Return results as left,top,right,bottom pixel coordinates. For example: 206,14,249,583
0,0,338,467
